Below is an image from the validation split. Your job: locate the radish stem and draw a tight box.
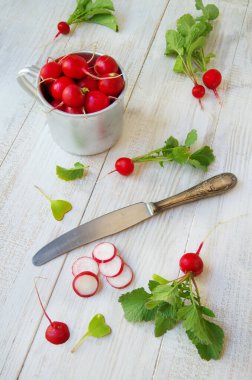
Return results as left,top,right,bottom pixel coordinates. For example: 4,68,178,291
34,185,52,201
71,332,89,353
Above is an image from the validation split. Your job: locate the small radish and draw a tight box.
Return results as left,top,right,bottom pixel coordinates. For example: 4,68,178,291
114,157,134,176
94,55,119,75
51,76,75,100
85,91,110,113
64,105,84,114
99,255,124,277
51,100,65,111
72,256,99,277
54,21,70,40
62,84,85,107
34,281,70,345
62,54,106,80
179,242,204,276
40,62,62,81
99,73,124,96
203,69,222,103
107,264,133,289
77,76,99,91
92,242,116,263
72,271,99,297
192,84,205,99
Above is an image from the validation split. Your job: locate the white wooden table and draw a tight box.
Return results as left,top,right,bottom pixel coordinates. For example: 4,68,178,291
1,1,251,379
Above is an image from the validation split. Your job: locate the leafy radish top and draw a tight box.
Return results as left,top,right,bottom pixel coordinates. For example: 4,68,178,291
165,0,221,105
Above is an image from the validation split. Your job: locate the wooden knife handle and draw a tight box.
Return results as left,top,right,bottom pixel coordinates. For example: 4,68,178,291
154,173,237,212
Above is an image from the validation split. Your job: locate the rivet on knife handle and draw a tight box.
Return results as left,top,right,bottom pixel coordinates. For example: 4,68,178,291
154,173,238,212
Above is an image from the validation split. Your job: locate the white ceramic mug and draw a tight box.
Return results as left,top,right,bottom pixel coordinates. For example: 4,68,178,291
17,51,127,155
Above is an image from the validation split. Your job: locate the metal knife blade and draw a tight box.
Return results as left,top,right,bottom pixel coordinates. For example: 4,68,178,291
32,202,157,266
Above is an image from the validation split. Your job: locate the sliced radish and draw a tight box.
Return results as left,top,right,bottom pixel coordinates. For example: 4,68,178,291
107,264,133,289
72,256,99,277
72,271,99,297
99,255,124,278
92,242,116,263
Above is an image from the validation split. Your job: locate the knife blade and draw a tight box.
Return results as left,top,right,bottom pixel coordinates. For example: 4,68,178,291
32,173,237,266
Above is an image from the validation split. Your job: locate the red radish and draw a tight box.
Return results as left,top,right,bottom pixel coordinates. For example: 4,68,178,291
203,69,222,103
40,62,62,81
92,242,116,263
99,255,124,277
77,76,99,92
65,105,84,114
179,242,204,276
62,84,85,107
85,91,109,113
107,264,133,289
34,282,70,345
72,256,99,277
61,54,104,80
192,84,205,99
51,76,75,100
51,99,65,111
54,21,70,40
114,157,134,176
99,73,124,96
72,271,99,297
94,55,119,75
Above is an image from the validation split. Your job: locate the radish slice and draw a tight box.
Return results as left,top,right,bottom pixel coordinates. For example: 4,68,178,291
72,256,99,277
72,271,99,297
92,242,116,263
99,255,124,278
107,264,133,289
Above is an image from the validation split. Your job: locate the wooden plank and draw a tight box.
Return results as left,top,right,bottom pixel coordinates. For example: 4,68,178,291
0,1,171,378
18,1,251,379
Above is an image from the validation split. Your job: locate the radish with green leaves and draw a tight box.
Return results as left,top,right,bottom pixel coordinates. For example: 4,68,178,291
165,0,222,106
111,130,215,176
119,241,225,361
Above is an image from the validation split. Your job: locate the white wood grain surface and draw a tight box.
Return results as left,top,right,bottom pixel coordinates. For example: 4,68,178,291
0,0,251,379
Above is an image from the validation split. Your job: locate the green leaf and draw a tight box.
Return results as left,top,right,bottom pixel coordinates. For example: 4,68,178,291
87,13,118,31
185,23,207,47
185,129,197,147
56,162,88,181
154,312,177,337
178,304,212,344
67,0,118,31
88,313,112,338
152,274,169,285
151,284,179,305
165,30,185,56
171,146,190,164
148,280,160,291
177,14,195,36
35,186,72,221
164,136,179,149
188,36,206,57
173,55,185,73
186,320,224,360
86,0,115,11
51,200,72,221
195,0,204,11
71,314,111,352
190,146,215,170
119,288,156,322
201,306,215,318
203,4,219,21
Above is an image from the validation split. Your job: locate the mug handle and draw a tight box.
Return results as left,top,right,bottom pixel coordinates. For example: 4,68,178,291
17,65,40,98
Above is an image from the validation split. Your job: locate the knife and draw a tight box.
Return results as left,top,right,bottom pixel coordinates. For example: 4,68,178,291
32,173,237,266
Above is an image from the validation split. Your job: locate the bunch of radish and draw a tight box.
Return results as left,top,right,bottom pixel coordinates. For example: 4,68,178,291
39,54,125,115
72,242,133,297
